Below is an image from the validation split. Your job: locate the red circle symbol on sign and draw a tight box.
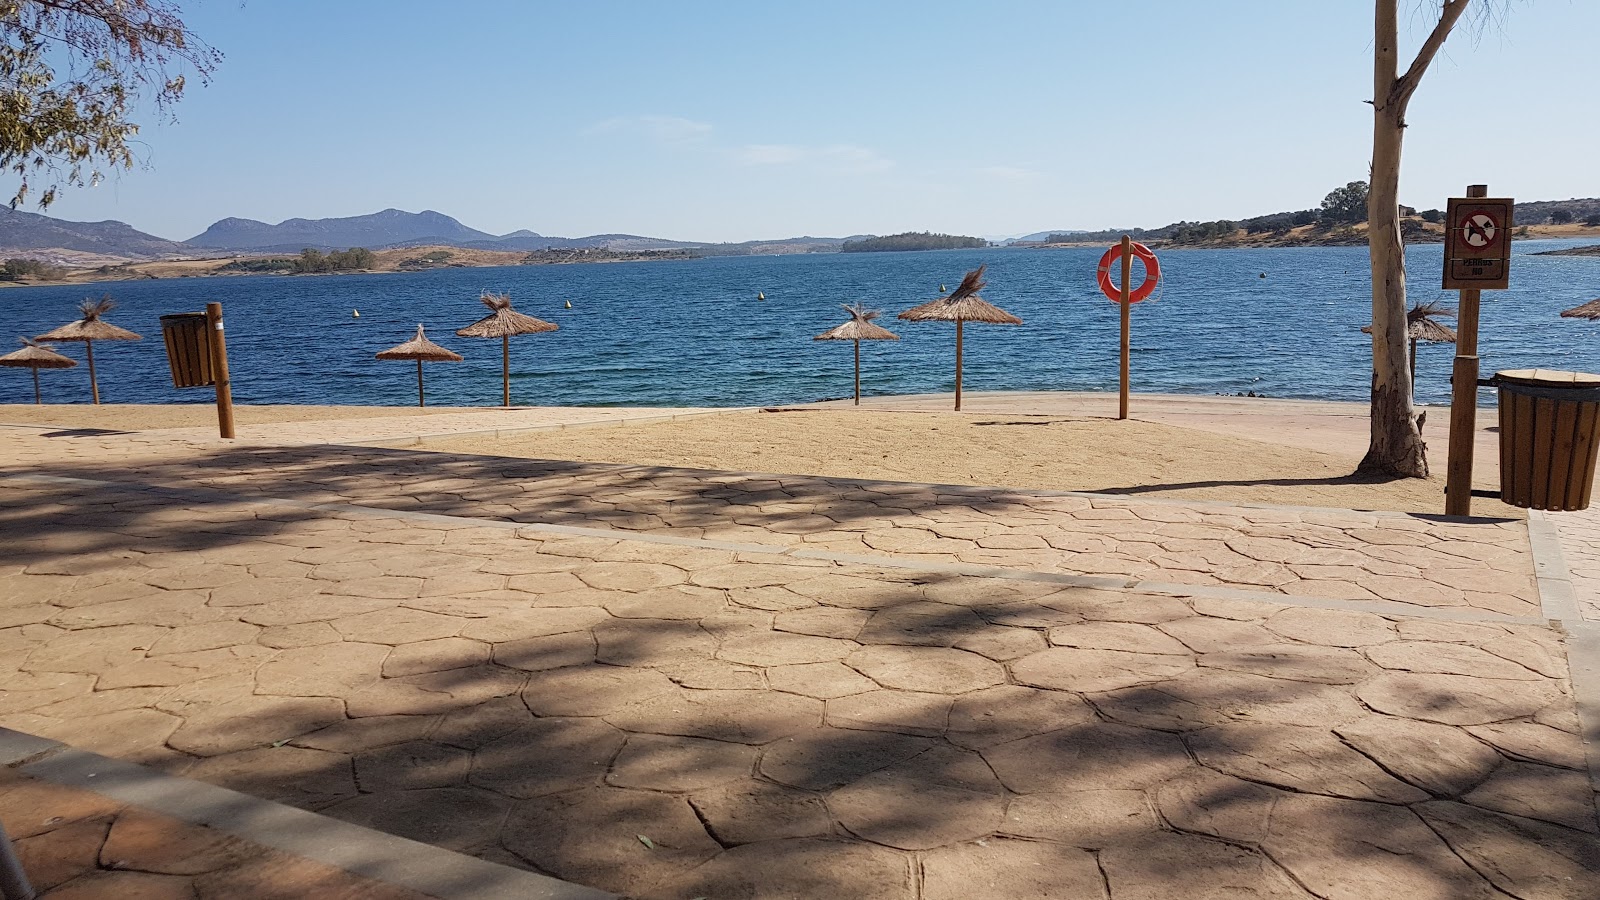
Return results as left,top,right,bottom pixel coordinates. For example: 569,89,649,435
1097,242,1161,304
1461,212,1498,249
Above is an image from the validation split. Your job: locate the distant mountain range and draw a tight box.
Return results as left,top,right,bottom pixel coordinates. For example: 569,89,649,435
0,207,857,261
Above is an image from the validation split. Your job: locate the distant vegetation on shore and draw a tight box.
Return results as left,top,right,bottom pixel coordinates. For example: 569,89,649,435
842,232,988,253
216,247,376,275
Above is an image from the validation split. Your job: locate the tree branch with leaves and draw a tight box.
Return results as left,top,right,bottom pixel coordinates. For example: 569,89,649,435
0,0,218,208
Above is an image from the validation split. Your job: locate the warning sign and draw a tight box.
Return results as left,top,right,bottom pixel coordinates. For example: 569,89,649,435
1443,196,1513,290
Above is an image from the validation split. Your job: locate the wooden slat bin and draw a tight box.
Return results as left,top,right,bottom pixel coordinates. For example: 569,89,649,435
160,313,215,389
1494,369,1600,511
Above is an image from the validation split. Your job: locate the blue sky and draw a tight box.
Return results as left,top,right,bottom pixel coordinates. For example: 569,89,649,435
32,0,1600,242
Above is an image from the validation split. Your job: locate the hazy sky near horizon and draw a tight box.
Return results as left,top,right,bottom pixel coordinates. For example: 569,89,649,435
30,0,1600,242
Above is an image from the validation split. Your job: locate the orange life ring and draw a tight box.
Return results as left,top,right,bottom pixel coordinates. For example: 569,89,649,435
1097,241,1161,303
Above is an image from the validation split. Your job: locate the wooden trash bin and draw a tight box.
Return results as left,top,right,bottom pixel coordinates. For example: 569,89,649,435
160,313,214,388
1494,369,1600,511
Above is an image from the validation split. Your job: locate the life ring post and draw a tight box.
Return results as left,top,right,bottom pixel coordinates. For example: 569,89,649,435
1120,235,1132,420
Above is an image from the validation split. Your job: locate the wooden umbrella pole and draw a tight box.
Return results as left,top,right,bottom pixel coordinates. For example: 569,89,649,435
854,340,861,405
205,302,236,439
86,340,99,404
32,368,40,404
1119,235,1131,420
955,319,964,411
417,359,425,407
502,335,510,407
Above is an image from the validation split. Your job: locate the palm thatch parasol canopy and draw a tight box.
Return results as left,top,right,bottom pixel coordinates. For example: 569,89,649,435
1361,300,1457,342
35,295,141,404
1,337,77,404
897,266,1021,410
1560,298,1600,320
455,292,558,407
815,303,899,405
377,324,464,362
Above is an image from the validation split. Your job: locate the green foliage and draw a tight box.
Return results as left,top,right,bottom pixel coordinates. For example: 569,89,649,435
1420,208,1443,224
290,247,374,273
841,232,987,253
1168,221,1237,244
216,257,294,273
1,256,65,279
1586,214,1600,227
1043,233,1078,244
1320,181,1369,225
1,1,220,208
423,249,451,262
1291,209,1319,227
1550,209,1575,225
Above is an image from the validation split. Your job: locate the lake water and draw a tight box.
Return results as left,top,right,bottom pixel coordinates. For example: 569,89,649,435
1,241,1597,408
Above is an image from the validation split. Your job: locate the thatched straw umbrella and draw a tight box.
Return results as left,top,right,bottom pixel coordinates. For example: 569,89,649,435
1362,300,1456,382
35,295,141,404
897,265,1021,410
815,302,899,405
1560,298,1600,320
376,324,463,407
455,292,558,407
0,337,77,404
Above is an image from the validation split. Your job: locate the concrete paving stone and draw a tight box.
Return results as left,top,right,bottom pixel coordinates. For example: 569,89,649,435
1158,615,1281,653
765,661,876,699
1263,606,1398,646
573,560,687,592
727,585,815,611
826,690,952,737
1200,643,1377,685
1000,789,1157,847
21,624,167,674
1480,633,1568,679
414,571,506,598
457,606,609,643
651,657,761,690
855,602,988,647
608,687,822,744
330,608,464,645
185,745,356,807
1463,720,1589,770
946,684,1098,750
382,637,490,676
1392,619,1507,644
697,608,777,638
1101,831,1313,899
650,838,914,900
718,631,858,667
773,606,870,639
29,686,169,720
1262,793,1503,900
591,617,716,666
344,664,525,717
759,727,933,791
430,695,533,750
1365,640,1547,680
522,664,678,717
918,576,1064,607
985,723,1192,794
399,594,531,619
689,562,814,590
608,733,759,792
491,630,594,673
316,575,423,601
147,621,261,655
323,786,513,854
0,779,123,843
353,739,472,792
35,869,198,899
23,707,182,765
1189,723,1429,803
601,585,725,620
1462,761,1599,832
237,595,398,627
1415,800,1600,900
1357,672,1565,726
476,554,586,576
687,779,831,845
1155,766,1291,844
1041,588,1195,624
1334,715,1502,797
255,621,341,648
99,808,264,875
291,714,440,753
255,642,390,697
500,571,591,597
1011,647,1193,694
1047,621,1193,655
14,817,111,892
846,645,1004,694
501,786,720,897
829,764,1004,849
921,836,1106,900
139,564,250,591
47,589,220,630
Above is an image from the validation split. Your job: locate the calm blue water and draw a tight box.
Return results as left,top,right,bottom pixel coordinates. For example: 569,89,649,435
1,241,1597,408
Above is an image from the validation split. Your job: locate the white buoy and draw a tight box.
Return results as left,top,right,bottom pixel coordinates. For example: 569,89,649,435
353,310,360,318
757,291,765,301
565,300,572,309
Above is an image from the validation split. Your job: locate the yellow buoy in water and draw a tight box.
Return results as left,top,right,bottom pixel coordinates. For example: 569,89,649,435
352,310,360,318
564,300,572,309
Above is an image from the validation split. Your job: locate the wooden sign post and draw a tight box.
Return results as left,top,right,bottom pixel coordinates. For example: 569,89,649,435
1442,184,1513,516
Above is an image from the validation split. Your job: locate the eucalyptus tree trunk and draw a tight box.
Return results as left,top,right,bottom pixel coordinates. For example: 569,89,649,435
1357,0,1471,478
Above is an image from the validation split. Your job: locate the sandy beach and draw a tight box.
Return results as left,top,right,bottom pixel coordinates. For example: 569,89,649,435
1,392,1516,516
